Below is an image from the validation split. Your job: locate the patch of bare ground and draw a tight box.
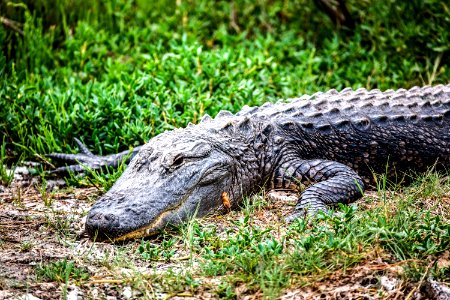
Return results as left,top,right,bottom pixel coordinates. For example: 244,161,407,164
0,174,93,299
0,169,449,299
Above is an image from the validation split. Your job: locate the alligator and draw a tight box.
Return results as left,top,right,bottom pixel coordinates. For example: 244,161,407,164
49,84,450,241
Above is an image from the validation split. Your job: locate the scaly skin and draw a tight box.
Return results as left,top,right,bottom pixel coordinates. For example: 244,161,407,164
49,84,450,241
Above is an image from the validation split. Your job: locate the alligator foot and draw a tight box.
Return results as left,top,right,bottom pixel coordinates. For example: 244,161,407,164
274,159,365,223
47,138,142,174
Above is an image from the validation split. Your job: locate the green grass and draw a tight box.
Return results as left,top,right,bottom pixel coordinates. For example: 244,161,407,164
1,0,450,167
36,259,90,283
0,137,15,185
1,0,450,298
62,151,130,190
91,172,448,298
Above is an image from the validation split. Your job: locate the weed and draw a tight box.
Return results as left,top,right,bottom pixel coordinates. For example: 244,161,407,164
216,281,237,299
0,138,15,186
20,240,33,252
44,210,77,238
137,241,161,261
12,187,23,207
138,236,179,261
63,147,130,191
240,191,269,216
407,170,450,201
37,178,53,207
35,259,89,283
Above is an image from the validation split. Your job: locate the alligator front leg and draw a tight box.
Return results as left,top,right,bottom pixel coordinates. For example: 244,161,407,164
273,159,365,221
47,138,142,173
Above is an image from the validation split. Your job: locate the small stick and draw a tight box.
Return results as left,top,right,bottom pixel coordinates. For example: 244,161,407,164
0,16,24,35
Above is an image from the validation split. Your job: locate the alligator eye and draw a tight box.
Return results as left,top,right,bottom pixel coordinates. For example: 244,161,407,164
171,155,184,168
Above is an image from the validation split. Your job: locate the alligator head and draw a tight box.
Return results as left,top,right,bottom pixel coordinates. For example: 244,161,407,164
85,129,246,241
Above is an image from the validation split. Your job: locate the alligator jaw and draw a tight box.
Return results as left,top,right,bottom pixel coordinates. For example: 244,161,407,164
111,206,178,241
85,179,204,242
111,226,158,242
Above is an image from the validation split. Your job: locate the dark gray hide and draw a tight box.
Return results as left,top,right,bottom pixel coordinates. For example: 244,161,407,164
51,84,450,241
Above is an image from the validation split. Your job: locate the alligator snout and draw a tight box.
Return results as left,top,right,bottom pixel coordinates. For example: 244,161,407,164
85,211,121,241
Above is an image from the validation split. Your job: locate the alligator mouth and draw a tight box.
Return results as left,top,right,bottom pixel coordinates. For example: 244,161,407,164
109,191,193,242
113,207,178,241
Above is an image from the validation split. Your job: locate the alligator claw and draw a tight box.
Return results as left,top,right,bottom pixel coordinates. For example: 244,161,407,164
74,138,95,157
285,210,306,223
285,207,328,223
47,138,143,174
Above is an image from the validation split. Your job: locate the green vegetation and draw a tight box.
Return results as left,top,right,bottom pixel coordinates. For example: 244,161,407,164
1,0,449,165
0,137,15,185
71,172,449,298
1,0,450,298
36,259,90,283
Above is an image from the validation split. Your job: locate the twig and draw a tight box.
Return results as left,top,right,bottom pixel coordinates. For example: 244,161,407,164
163,292,193,300
89,279,125,284
0,16,24,35
428,53,443,85
171,255,190,261
86,175,102,191
404,258,437,300
229,2,240,33
313,0,355,29
35,153,56,169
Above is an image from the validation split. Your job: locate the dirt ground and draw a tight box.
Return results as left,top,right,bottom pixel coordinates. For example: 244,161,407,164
1,167,449,300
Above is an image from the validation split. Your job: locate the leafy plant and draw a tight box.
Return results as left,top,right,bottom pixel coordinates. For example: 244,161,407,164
35,259,89,283
0,137,15,186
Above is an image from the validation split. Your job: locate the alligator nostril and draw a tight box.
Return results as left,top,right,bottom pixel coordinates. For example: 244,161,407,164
85,212,121,240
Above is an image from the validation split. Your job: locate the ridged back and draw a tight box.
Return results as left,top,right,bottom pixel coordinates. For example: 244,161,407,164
233,84,450,178
237,84,450,127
